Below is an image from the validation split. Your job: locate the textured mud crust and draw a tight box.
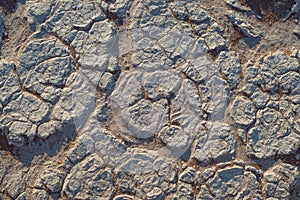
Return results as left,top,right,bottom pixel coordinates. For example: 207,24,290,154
0,0,300,200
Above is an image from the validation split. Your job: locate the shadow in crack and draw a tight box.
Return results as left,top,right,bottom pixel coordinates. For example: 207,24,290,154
249,148,300,172
0,0,17,13
0,130,12,152
240,35,261,48
240,0,295,21
0,123,77,167
0,0,25,13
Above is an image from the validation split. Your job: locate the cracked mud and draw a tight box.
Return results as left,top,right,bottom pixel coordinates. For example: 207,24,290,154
0,0,300,199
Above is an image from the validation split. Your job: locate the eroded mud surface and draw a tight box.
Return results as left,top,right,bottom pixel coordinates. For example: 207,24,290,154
0,0,300,199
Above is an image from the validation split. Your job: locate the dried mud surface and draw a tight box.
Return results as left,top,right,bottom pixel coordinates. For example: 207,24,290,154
0,0,300,199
